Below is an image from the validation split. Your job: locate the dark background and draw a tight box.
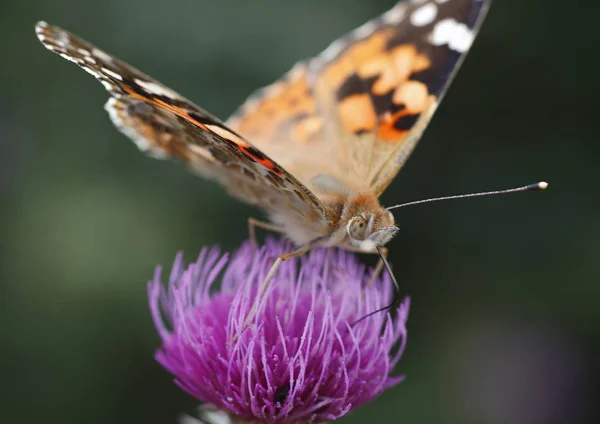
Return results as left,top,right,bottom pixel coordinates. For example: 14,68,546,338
1,0,598,423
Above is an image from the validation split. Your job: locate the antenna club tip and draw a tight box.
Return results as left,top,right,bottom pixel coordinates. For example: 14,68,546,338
538,181,549,190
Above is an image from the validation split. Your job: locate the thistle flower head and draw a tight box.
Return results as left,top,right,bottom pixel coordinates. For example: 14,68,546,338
149,239,409,423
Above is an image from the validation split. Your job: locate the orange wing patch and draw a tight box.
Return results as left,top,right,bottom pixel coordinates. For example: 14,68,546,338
227,64,323,146
320,29,394,89
318,36,435,139
338,94,378,134
378,81,436,142
358,45,431,95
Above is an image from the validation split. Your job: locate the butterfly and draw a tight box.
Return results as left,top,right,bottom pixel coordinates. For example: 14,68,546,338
36,0,492,284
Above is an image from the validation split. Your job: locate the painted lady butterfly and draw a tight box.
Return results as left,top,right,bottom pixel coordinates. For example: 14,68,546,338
36,0,494,284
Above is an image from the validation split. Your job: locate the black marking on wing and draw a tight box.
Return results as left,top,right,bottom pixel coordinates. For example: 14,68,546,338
394,113,421,131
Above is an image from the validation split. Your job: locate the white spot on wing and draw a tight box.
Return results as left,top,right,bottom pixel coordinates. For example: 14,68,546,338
102,67,123,81
100,80,114,91
430,18,474,52
104,98,121,123
411,3,438,27
55,30,69,48
58,52,90,69
81,66,102,78
92,48,114,63
134,79,181,98
451,26,474,52
35,21,48,32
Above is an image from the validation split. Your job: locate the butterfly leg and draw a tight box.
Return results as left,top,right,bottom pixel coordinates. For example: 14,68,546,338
248,217,284,247
241,244,312,330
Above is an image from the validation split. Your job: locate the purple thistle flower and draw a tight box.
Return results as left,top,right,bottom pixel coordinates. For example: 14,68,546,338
149,239,409,423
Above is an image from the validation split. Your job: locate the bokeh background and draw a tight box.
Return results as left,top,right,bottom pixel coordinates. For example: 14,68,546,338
1,0,598,423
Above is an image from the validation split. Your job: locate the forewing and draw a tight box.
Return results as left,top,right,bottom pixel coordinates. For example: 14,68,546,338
227,0,492,197
226,63,351,193
35,22,327,225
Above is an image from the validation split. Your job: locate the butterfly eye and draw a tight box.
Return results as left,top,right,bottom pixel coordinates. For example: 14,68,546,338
348,217,368,241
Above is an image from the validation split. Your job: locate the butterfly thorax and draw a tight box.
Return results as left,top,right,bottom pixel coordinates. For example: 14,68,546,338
272,191,398,252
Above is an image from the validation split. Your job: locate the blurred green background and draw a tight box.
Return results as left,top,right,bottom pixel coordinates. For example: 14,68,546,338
1,0,598,422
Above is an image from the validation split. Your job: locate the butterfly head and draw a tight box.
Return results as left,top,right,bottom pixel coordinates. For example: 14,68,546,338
346,208,398,251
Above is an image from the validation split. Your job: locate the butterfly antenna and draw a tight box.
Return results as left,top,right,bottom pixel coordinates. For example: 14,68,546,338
351,246,400,327
386,181,548,211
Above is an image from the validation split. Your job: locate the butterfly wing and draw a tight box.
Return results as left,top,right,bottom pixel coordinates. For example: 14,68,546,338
227,0,491,197
226,62,367,195
35,22,329,228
